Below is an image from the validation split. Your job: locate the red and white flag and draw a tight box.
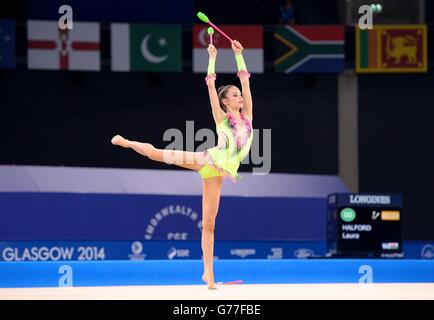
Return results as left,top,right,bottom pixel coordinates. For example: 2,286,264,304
193,25,263,73
27,20,100,71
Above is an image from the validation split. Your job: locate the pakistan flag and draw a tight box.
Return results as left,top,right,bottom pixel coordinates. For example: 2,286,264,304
111,23,182,72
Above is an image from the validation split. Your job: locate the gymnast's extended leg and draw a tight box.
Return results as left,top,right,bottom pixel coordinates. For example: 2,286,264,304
111,134,205,171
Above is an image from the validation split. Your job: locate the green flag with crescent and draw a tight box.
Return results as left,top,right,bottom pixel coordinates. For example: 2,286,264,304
111,23,182,72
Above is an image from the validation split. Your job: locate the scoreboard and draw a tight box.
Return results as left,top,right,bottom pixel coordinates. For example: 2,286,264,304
327,193,403,258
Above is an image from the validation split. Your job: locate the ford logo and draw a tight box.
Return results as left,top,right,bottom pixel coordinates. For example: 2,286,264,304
294,248,314,259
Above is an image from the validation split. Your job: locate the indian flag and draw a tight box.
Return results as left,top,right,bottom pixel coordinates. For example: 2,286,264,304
193,25,263,74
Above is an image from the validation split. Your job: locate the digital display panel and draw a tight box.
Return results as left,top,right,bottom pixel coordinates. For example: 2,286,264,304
327,193,403,258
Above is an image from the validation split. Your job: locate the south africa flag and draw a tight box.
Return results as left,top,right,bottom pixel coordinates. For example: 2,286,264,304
274,25,345,73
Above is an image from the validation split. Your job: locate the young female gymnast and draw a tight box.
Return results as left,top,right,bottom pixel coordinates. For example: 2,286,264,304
111,40,253,289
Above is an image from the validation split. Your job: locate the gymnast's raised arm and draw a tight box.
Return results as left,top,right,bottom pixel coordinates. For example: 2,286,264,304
205,44,226,124
232,40,253,122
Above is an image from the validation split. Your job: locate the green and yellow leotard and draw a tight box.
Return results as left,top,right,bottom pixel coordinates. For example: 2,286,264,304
199,112,253,181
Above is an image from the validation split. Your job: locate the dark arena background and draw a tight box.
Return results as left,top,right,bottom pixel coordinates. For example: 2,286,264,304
0,0,433,306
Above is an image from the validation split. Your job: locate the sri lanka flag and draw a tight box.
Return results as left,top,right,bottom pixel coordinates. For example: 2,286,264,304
356,25,427,73
274,25,345,73
193,25,263,73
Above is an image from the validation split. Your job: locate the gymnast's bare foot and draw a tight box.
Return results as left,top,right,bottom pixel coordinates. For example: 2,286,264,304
202,273,217,290
111,135,130,148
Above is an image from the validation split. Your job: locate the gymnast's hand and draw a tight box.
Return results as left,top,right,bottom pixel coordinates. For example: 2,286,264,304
231,40,243,55
207,44,217,59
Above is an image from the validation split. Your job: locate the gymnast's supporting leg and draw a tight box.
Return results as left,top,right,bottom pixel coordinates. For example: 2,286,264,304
112,134,222,289
201,176,223,289
111,134,204,170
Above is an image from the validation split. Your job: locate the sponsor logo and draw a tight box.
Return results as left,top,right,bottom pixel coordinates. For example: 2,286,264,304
131,241,143,254
421,245,434,259
381,252,404,258
167,247,190,260
382,242,399,250
230,249,256,258
267,248,283,259
128,241,146,260
340,208,356,222
349,195,391,205
294,248,314,259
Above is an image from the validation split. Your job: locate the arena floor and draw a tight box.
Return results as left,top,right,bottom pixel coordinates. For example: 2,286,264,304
1,283,434,300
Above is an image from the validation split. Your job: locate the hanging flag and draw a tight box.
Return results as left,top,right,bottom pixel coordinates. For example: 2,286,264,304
193,25,263,74
27,20,100,71
356,25,427,73
0,19,16,69
274,25,345,73
111,23,182,72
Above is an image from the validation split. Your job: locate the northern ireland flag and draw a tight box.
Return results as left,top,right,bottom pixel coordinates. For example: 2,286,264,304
27,20,100,71
193,25,263,73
